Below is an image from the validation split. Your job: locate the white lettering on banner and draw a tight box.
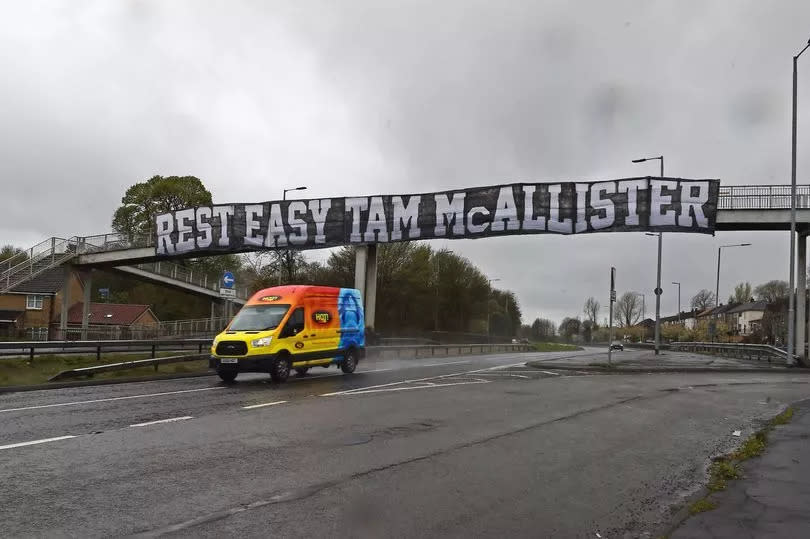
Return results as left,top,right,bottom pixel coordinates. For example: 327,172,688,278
678,181,709,228
308,199,331,244
491,187,519,232
467,207,490,234
345,198,368,243
391,196,420,240
547,184,571,233
175,208,196,252
650,179,678,226
521,186,546,231
288,201,308,245
212,206,233,247
364,196,389,242
243,204,264,247
195,207,212,249
265,203,287,248
618,179,646,226
434,193,466,236
155,213,175,255
575,183,588,233
590,181,616,230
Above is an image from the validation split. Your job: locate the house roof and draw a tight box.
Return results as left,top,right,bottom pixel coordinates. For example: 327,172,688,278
661,310,700,323
698,303,740,317
726,301,768,314
0,310,23,323
9,267,69,294
67,303,155,326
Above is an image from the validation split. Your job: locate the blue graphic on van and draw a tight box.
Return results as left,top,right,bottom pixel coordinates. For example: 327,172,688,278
338,288,365,350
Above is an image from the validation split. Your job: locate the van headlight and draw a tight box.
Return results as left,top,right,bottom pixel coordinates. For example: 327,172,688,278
251,337,272,347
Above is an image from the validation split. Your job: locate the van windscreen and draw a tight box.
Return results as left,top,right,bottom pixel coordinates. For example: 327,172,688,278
229,304,290,331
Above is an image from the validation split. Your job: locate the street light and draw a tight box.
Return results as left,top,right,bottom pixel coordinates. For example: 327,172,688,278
486,278,501,340
671,282,681,323
282,186,307,200
634,156,664,356
716,243,752,307
788,39,810,366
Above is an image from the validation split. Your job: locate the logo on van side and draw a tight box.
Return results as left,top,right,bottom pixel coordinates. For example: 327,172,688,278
312,311,331,324
259,295,281,302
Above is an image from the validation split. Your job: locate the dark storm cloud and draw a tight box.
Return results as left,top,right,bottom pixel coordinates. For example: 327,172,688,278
1,0,809,323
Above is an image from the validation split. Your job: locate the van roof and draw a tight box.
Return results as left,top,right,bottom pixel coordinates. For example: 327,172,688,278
246,285,359,305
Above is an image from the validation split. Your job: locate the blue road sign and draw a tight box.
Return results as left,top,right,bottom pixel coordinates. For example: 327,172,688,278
222,271,235,289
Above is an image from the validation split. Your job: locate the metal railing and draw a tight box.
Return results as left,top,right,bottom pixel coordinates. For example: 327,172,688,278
718,184,810,210
670,341,796,363
1,237,77,293
0,338,213,361
124,261,250,299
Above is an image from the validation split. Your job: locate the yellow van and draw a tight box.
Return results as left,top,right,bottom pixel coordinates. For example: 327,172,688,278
209,285,365,382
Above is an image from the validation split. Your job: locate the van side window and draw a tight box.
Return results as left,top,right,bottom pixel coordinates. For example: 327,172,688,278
282,307,305,337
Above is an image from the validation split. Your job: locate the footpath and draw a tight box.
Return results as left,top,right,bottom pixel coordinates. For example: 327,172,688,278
671,399,810,538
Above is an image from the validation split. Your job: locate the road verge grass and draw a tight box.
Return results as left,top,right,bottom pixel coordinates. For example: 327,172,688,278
531,342,582,352
0,353,209,387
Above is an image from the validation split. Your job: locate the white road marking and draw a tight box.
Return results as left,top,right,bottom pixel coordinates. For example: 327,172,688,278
0,435,77,451
335,379,490,395
0,387,223,414
538,371,561,376
363,368,395,372
129,416,193,428
242,400,287,410
423,360,470,367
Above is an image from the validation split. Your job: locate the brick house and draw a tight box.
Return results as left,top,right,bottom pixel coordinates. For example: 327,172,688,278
0,268,84,339
66,303,159,339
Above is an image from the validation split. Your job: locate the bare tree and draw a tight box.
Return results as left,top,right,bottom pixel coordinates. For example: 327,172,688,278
754,280,789,303
616,292,642,327
690,289,716,311
583,297,600,328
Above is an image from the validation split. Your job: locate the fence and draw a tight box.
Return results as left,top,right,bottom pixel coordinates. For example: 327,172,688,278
718,184,810,210
670,341,794,363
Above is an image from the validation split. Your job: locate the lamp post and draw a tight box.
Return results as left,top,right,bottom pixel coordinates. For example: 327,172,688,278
633,156,664,355
789,39,810,366
282,186,307,200
672,282,681,323
715,243,751,307
487,278,501,341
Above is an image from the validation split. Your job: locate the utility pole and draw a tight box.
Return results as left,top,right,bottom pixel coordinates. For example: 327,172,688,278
608,267,616,365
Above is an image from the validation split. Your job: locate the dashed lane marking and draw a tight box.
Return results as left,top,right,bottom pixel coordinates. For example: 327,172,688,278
0,387,223,414
242,400,287,410
129,416,193,428
0,435,77,451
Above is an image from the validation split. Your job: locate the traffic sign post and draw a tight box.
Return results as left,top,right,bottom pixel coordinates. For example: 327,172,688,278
608,267,616,365
222,271,235,289
219,288,236,298
221,271,236,318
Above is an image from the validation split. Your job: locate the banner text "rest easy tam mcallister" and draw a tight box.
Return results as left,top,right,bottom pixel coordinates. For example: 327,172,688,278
154,177,720,256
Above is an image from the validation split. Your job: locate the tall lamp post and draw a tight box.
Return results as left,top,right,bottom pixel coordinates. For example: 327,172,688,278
279,186,308,284
672,282,681,323
715,243,751,307
633,156,664,355
789,39,810,366
487,278,501,341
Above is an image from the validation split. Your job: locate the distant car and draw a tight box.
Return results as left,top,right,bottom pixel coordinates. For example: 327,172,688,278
609,341,624,351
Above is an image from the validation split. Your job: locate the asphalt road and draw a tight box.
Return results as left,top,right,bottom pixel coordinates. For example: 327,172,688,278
1,347,809,538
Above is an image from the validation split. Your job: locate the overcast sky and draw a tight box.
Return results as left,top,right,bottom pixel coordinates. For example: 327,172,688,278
2,1,810,324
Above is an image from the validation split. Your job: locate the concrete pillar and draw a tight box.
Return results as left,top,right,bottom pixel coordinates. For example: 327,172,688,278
210,300,216,331
354,246,368,299
798,236,807,356
59,265,71,341
364,244,378,330
81,269,92,340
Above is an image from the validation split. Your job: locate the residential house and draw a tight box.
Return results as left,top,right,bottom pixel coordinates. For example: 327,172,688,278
67,302,160,339
0,268,84,339
661,310,699,330
725,301,767,337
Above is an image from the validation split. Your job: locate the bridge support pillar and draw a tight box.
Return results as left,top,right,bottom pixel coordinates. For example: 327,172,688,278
81,269,92,340
59,265,71,341
799,234,808,363
354,245,377,330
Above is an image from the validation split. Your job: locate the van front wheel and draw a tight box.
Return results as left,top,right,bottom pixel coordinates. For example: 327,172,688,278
341,349,357,374
217,368,238,383
270,356,291,383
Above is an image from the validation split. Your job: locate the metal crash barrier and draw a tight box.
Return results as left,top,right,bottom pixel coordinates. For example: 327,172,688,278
670,341,796,363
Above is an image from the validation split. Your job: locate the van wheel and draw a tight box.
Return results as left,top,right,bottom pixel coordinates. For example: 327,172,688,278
217,368,238,383
295,367,309,376
341,349,357,374
270,356,291,383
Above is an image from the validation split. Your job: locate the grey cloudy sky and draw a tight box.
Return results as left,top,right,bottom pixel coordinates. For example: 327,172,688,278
2,0,810,324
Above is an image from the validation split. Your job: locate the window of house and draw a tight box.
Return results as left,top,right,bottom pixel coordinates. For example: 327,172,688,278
26,295,45,310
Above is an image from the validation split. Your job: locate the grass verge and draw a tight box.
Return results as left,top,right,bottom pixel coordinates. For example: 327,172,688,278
531,342,582,352
0,353,209,387
688,406,795,514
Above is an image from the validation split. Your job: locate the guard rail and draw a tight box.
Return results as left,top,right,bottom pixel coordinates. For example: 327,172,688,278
670,341,797,363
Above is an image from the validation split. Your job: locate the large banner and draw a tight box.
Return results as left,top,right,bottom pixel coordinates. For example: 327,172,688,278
154,177,720,256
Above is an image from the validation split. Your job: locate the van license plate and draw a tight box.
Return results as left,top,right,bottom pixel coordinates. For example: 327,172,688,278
220,358,238,364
